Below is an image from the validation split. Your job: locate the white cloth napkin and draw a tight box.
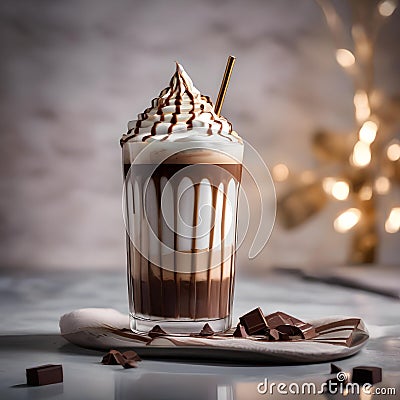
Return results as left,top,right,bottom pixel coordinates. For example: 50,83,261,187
59,308,369,363
60,308,129,336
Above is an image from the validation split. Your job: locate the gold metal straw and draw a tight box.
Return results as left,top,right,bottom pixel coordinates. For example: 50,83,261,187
215,55,236,116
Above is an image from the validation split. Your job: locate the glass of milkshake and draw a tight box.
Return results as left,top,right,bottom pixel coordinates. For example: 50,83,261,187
121,63,243,334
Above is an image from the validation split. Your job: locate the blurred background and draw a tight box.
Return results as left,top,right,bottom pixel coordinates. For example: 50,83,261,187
0,0,399,271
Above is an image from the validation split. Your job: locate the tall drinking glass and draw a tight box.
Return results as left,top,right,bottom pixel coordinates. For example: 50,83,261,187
122,129,243,334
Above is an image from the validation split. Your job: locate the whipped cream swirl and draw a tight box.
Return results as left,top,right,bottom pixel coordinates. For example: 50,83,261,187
121,63,238,144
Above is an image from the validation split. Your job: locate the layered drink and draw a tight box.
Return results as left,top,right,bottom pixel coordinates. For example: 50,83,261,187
121,63,243,334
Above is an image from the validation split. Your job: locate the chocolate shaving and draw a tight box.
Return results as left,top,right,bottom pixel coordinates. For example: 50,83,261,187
102,349,122,365
148,325,167,338
122,350,141,361
102,349,141,369
199,323,214,337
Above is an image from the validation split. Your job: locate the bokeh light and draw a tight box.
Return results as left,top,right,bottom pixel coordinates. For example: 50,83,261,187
385,207,400,233
334,208,361,233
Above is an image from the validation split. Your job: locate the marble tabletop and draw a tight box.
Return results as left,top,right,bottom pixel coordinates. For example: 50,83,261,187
0,269,399,400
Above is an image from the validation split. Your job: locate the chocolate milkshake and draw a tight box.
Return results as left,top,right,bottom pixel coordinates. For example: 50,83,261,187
121,63,243,334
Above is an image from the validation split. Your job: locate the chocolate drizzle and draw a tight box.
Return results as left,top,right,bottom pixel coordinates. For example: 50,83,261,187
120,63,235,145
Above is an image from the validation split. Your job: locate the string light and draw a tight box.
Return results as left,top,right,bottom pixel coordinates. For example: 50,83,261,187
272,163,289,182
378,0,397,17
334,208,361,233
322,177,336,194
354,90,371,123
385,207,400,233
359,120,378,144
331,181,350,200
277,1,398,263
374,176,390,194
387,142,400,161
351,141,371,167
359,184,373,201
336,49,356,68
323,178,350,200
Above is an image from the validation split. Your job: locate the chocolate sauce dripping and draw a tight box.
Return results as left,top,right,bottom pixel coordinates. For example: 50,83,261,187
207,184,219,315
228,180,240,320
154,175,164,317
190,183,199,318
219,183,227,317
179,69,195,131
125,175,134,315
168,104,181,134
138,177,150,314
172,184,180,317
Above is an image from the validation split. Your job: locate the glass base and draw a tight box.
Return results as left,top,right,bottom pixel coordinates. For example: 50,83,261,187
130,313,232,335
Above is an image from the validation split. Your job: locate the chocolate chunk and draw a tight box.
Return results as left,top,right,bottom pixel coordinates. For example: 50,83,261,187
148,325,167,338
265,312,317,340
199,323,214,337
114,352,129,366
233,323,248,338
102,350,140,369
275,324,303,340
102,350,122,365
239,307,268,335
352,366,382,385
122,350,141,361
26,364,63,386
330,363,342,374
265,311,297,328
268,328,280,341
299,323,317,340
276,324,302,336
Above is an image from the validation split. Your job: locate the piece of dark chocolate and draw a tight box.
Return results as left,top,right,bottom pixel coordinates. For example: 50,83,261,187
122,350,141,361
102,350,122,365
274,325,303,341
114,352,130,366
352,366,382,385
102,349,140,369
268,328,280,341
299,323,317,340
233,323,248,338
26,364,63,386
330,363,342,374
199,323,214,337
148,325,167,338
265,311,317,340
239,307,268,335
265,311,297,328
